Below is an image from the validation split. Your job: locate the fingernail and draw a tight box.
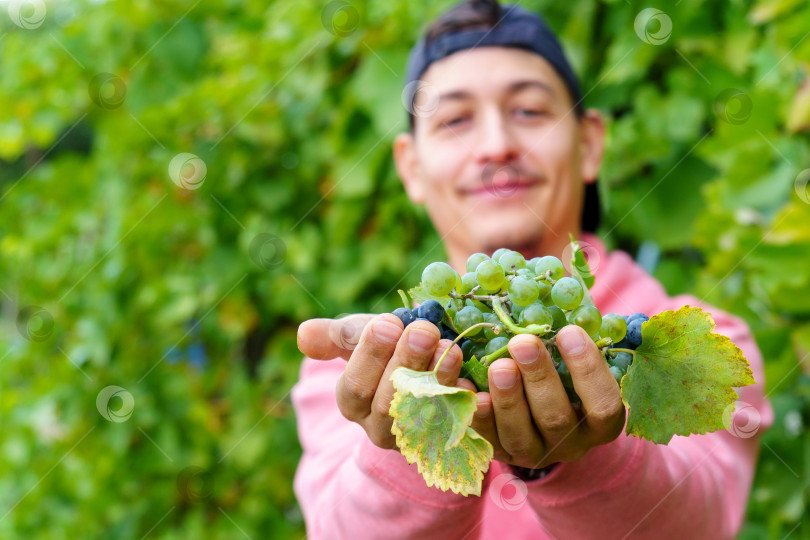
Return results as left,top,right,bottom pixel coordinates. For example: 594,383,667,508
492,369,517,389
409,328,437,352
557,328,585,355
513,342,539,365
438,351,459,373
373,320,402,343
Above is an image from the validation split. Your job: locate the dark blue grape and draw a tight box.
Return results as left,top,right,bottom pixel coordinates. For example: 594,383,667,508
626,319,644,348
411,308,420,320
627,312,649,325
417,300,444,325
440,325,459,341
393,307,415,327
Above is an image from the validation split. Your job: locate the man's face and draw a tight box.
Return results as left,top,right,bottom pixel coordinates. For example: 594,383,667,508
394,46,603,260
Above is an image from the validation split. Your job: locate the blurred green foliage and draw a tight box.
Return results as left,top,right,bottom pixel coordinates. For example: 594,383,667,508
1,0,809,538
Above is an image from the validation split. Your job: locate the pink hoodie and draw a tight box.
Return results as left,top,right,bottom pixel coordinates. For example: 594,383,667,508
291,233,774,539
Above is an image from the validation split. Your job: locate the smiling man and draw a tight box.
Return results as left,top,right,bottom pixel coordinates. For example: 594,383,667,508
293,1,772,538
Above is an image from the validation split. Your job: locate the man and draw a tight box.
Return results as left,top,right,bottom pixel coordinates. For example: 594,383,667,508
294,1,773,538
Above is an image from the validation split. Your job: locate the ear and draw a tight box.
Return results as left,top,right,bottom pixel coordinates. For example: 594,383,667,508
393,131,426,204
579,109,605,184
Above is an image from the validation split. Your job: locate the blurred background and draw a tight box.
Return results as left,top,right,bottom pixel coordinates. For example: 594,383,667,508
1,0,809,538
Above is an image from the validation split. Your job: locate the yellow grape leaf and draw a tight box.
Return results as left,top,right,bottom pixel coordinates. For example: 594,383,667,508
621,306,757,444
389,367,494,496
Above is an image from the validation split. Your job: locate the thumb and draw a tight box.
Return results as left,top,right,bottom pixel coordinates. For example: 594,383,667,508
297,314,376,360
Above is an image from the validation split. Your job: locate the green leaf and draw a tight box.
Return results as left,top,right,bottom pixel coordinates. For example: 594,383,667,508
621,306,757,444
408,284,451,307
389,367,494,496
459,355,490,392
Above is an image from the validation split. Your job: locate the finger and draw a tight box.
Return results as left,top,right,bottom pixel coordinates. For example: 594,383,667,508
556,325,626,443
368,320,441,447
488,357,545,467
335,314,403,422
469,392,511,463
297,314,376,360
426,339,463,386
508,334,582,452
456,377,477,392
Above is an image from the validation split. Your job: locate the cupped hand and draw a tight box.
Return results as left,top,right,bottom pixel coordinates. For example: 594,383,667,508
470,326,626,469
297,314,474,449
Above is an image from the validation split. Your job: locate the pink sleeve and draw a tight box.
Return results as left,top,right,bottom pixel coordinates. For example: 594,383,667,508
290,356,492,540
514,294,774,539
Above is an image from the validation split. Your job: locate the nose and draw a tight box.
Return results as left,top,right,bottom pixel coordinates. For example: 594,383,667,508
475,109,519,165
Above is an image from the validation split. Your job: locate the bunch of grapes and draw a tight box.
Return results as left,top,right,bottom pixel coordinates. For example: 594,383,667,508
392,248,648,402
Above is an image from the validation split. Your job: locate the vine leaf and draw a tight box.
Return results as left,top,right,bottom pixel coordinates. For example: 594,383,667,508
408,284,450,307
620,306,756,444
389,367,494,496
459,355,490,392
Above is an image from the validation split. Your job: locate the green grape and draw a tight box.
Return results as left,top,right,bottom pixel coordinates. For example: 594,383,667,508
422,262,459,297
609,351,633,371
516,268,536,279
600,313,627,343
519,303,553,327
537,279,552,300
483,312,504,340
454,305,484,336
548,305,568,330
484,336,510,357
551,277,583,310
498,250,526,273
466,253,490,273
609,365,624,384
475,258,506,292
510,303,525,322
569,305,602,337
461,339,477,361
460,272,478,294
491,248,510,261
508,276,540,306
465,298,492,313
527,256,541,269
602,313,628,340
535,256,564,281
445,299,458,322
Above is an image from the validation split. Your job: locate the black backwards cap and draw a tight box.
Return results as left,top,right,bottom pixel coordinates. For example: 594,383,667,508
404,2,583,116
402,1,601,232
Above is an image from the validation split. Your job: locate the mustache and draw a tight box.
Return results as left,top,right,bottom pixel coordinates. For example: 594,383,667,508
468,162,545,192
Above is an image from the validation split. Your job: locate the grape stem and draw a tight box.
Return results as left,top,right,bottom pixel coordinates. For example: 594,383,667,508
609,347,637,357
480,343,510,366
397,289,411,310
491,299,551,336
449,291,507,302
432,322,498,374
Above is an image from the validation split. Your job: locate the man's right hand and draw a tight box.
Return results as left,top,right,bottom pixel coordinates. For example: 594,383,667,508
297,313,471,449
